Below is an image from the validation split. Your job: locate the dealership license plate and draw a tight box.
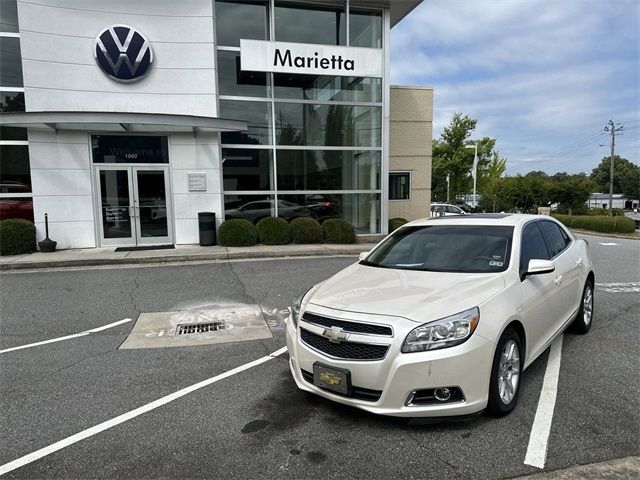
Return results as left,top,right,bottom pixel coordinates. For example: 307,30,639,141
313,363,351,395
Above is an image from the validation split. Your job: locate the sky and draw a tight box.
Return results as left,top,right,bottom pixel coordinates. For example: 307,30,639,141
390,0,640,176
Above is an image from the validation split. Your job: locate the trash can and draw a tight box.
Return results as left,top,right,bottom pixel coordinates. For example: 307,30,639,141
198,212,216,246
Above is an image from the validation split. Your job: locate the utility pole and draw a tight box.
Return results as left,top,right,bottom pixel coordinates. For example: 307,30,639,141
446,173,450,203
603,120,624,216
465,144,478,207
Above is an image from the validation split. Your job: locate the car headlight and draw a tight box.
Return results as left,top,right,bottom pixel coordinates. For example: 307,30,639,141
401,307,480,353
290,288,312,330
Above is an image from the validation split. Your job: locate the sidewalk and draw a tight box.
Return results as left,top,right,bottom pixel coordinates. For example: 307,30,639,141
512,456,640,479
0,243,377,271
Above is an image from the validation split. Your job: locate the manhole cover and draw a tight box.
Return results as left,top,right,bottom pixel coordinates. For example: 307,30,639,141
177,322,224,335
119,306,272,349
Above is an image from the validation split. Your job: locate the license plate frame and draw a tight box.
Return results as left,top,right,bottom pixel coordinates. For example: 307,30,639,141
313,362,351,395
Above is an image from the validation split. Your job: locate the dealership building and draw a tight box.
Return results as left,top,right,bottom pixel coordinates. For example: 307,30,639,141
0,0,431,249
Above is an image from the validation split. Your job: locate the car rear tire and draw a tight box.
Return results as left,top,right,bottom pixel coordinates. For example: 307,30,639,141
569,279,594,334
487,328,522,417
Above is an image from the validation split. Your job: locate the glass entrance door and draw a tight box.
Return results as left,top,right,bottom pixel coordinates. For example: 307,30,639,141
95,166,173,246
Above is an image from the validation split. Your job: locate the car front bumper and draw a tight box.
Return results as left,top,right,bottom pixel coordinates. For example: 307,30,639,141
285,310,495,418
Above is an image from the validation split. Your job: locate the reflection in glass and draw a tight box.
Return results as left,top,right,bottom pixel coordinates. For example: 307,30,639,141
136,170,168,237
0,37,23,87
274,75,381,103
276,150,380,190
275,103,381,147
0,0,20,32
217,50,269,98
0,197,33,221
275,2,345,45
222,148,273,191
350,9,382,48
215,0,268,47
220,100,272,145
100,170,132,239
0,145,31,192
0,92,27,140
224,195,317,223
280,193,380,233
91,136,169,163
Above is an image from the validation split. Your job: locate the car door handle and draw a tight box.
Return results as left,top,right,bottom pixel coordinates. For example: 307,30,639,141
554,275,563,285
576,257,583,266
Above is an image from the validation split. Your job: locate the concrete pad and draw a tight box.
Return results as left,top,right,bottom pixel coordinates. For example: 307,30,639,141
119,305,273,349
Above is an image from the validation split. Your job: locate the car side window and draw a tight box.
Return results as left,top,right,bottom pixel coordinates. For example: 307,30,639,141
520,222,550,275
540,221,569,257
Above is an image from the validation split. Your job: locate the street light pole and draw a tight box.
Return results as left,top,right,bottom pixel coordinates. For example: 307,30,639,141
446,173,450,203
465,144,478,208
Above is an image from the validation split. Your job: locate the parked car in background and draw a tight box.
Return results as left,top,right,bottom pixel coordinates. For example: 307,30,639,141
286,214,594,418
0,182,33,221
304,194,342,221
430,203,467,217
225,199,316,224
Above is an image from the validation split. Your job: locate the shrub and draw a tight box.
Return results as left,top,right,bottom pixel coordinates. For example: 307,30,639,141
290,217,323,244
552,214,635,234
218,219,257,247
322,219,356,244
0,219,36,256
256,217,291,245
587,207,625,217
389,217,408,233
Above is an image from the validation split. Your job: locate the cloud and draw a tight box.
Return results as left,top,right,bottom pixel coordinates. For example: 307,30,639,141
391,0,640,174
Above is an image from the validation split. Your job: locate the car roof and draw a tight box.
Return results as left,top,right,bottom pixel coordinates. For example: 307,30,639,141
431,203,461,207
405,213,550,228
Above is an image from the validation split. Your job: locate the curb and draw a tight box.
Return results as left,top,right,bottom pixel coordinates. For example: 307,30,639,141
570,229,640,240
0,246,369,271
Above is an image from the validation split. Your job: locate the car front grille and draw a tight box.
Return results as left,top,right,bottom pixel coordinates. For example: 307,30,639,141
300,328,388,360
300,369,382,402
302,313,392,336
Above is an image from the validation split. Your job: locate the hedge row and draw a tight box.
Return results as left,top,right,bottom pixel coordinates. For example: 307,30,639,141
389,217,408,232
552,214,636,234
0,219,36,256
218,217,357,247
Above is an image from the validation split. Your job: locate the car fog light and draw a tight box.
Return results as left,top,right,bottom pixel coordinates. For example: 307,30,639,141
434,387,451,402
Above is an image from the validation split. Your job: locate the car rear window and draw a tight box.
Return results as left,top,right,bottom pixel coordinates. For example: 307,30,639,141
363,225,514,273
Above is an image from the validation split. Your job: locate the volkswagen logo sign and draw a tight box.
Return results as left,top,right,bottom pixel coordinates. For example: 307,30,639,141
94,25,153,82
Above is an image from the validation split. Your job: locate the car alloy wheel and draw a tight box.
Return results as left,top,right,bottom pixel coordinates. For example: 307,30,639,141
498,339,520,405
582,284,593,326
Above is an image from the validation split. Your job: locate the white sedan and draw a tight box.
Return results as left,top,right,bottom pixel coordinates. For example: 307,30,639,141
285,214,594,417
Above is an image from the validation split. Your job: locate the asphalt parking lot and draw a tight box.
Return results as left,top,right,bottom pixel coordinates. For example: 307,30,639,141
0,233,638,479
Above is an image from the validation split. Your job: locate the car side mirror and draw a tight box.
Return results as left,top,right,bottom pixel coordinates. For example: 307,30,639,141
359,251,369,261
526,259,555,277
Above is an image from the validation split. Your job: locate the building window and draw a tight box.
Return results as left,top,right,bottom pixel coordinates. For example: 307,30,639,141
219,100,273,145
274,2,346,46
0,1,32,221
222,148,273,191
273,74,381,103
350,9,382,48
389,172,411,200
217,50,269,98
215,0,269,47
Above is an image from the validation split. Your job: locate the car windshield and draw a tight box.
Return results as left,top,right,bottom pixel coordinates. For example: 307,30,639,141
362,225,514,273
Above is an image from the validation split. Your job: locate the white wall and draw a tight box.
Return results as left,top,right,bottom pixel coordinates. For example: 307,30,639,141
28,130,96,248
17,0,217,116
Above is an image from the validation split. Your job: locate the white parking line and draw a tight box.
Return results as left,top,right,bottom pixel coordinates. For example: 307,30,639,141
0,346,287,476
598,242,619,246
0,319,132,354
524,335,564,469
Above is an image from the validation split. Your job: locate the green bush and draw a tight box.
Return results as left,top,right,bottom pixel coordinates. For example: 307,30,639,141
322,219,356,244
256,217,291,245
0,219,36,255
290,217,323,244
552,214,635,234
389,217,408,233
587,207,625,217
218,219,258,247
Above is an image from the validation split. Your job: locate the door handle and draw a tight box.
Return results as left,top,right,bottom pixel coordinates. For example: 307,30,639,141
554,275,563,285
129,206,135,218
576,257,583,267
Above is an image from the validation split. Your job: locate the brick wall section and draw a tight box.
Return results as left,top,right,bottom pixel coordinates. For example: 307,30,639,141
388,86,433,221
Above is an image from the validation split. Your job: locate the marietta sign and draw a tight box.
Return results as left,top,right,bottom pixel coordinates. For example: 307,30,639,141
240,39,383,78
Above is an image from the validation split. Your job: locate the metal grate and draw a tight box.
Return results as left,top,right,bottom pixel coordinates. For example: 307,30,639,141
176,322,224,335
300,369,382,402
302,313,392,336
300,328,388,360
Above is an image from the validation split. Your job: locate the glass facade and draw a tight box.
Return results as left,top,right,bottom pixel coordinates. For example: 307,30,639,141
0,1,32,221
216,0,384,233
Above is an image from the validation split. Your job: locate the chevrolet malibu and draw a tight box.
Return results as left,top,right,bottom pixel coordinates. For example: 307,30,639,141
285,214,594,417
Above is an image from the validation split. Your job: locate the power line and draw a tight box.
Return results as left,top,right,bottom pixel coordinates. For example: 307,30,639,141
603,119,624,217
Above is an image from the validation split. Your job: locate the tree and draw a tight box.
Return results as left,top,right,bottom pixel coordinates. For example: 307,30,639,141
478,153,507,212
550,174,596,215
432,113,496,202
590,156,640,201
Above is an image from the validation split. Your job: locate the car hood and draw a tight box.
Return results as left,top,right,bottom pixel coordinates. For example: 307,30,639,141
308,263,507,323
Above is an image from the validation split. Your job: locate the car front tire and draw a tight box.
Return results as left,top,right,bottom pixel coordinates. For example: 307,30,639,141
487,328,522,417
569,278,594,334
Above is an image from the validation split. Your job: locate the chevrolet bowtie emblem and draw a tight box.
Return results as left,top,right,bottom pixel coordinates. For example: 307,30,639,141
322,326,349,343
319,372,341,385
